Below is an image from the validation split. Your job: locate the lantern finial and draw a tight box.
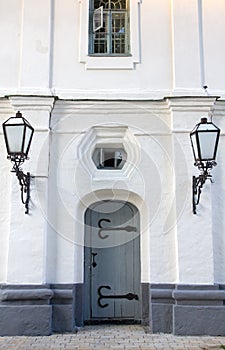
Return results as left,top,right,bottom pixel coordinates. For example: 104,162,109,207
16,111,22,118
200,117,207,124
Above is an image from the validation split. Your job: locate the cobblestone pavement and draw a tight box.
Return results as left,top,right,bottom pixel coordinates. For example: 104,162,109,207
0,325,225,350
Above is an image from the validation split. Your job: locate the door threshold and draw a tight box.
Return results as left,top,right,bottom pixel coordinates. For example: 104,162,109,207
84,319,141,325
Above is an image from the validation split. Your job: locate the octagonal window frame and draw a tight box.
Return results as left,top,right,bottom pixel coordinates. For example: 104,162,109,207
78,125,140,180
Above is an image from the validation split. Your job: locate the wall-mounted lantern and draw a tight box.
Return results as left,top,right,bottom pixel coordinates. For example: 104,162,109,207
2,111,34,214
190,117,220,214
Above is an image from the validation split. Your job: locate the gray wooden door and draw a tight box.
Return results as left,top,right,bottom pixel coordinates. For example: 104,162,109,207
84,201,141,322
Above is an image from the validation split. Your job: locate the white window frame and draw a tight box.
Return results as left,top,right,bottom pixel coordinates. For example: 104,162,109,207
89,1,130,56
78,0,142,70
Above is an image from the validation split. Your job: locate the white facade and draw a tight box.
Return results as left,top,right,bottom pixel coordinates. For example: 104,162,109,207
1,0,225,99
1,0,225,336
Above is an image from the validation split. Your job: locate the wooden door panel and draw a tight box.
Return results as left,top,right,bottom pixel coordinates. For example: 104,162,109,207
84,201,140,321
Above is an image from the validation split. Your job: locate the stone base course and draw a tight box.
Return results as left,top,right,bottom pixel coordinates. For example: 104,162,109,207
2,284,225,336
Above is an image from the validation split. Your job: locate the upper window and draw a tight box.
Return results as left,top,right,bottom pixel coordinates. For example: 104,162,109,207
89,0,130,55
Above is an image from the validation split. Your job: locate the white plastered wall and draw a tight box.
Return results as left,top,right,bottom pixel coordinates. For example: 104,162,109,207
170,97,218,284
1,97,225,285
211,101,225,283
0,96,54,284
0,99,13,283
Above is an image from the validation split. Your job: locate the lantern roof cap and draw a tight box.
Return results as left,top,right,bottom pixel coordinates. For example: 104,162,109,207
3,111,33,128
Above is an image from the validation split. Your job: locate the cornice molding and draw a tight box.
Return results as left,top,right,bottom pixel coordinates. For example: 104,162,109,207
9,96,55,112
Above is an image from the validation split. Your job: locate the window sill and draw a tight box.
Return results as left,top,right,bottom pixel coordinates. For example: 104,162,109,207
88,54,132,57
81,55,138,70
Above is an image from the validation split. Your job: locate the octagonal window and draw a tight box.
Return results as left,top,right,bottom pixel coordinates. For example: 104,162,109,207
92,147,127,169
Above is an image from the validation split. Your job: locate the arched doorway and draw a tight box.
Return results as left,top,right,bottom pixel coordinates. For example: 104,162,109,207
84,200,141,323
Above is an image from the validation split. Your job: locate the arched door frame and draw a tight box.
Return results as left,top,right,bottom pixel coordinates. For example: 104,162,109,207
74,190,151,328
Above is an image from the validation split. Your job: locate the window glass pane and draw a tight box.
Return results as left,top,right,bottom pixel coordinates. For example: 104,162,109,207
93,13,109,53
112,12,126,54
103,151,116,167
94,0,101,8
94,32,108,53
111,0,127,10
92,148,126,169
93,6,103,32
93,0,127,9
94,0,109,9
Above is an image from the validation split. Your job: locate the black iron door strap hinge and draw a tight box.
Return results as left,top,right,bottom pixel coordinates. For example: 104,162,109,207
98,218,137,239
97,285,139,308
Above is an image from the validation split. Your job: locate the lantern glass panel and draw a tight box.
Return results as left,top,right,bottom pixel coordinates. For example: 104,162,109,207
190,132,198,162
4,124,24,154
24,126,33,155
198,131,218,160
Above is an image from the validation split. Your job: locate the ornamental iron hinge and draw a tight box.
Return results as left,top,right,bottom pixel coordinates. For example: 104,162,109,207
97,285,139,308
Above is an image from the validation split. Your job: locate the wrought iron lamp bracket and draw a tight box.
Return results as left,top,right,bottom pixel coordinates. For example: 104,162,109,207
192,161,215,215
10,156,33,215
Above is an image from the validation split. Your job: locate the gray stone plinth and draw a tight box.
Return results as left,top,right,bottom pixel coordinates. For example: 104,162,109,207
174,305,225,335
0,305,52,336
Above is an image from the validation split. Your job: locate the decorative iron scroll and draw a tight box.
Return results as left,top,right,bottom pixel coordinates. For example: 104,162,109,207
98,218,137,239
97,285,139,308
